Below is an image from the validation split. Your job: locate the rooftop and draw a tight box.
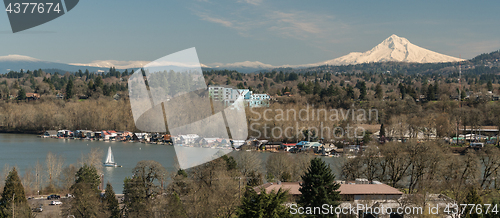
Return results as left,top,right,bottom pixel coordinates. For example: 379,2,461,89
338,184,402,195
254,182,301,195
254,181,403,196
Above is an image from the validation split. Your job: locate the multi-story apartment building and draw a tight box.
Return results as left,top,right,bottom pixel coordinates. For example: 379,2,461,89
208,86,269,107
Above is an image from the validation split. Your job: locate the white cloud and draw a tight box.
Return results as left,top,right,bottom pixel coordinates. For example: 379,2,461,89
238,0,263,6
192,2,348,42
198,13,234,28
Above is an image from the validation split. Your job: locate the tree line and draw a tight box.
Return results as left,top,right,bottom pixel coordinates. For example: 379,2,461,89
0,150,343,218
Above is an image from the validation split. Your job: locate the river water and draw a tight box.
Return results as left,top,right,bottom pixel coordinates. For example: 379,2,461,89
0,133,342,194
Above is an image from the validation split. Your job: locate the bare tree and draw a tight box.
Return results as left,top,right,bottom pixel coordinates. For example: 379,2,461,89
34,160,43,195
379,142,410,187
441,151,479,204
78,148,103,176
45,152,65,185
21,167,35,195
361,145,382,182
341,156,363,181
292,153,313,181
479,146,500,188
234,151,262,177
133,160,168,197
177,158,240,218
59,164,78,192
406,141,444,193
266,152,293,182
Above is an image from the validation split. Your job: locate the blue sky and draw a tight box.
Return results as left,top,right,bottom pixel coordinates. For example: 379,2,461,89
1,0,499,65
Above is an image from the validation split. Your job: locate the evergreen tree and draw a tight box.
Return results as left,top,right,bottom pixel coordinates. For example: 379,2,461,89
73,164,100,191
464,187,482,218
167,192,187,218
67,164,103,218
87,80,94,91
221,155,237,171
326,84,337,97
0,168,31,218
433,82,439,97
427,84,435,101
484,198,500,218
237,82,245,89
94,76,103,88
346,85,355,99
313,80,322,95
398,83,406,99
246,170,263,187
122,161,166,217
103,182,120,218
237,186,292,218
122,177,148,217
65,79,74,99
487,80,493,91
16,88,26,100
298,158,341,218
380,123,385,137
359,81,367,100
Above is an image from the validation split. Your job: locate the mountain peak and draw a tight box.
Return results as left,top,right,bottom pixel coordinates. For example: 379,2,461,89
318,34,464,65
382,34,410,45
0,54,41,62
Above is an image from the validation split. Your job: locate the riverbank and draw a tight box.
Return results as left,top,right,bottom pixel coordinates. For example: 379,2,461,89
0,129,44,134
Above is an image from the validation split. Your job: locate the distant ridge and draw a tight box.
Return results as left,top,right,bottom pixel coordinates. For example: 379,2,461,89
0,35,469,73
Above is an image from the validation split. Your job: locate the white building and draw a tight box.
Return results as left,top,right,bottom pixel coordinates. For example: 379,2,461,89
176,134,200,145
208,86,269,107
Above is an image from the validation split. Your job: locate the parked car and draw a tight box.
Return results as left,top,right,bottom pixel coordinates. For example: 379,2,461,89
66,193,74,198
33,206,43,212
49,201,62,205
47,194,60,200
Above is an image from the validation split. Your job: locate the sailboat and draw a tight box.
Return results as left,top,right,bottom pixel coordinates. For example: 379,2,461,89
104,146,121,167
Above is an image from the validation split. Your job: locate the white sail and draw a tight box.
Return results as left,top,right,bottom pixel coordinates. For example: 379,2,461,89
105,146,115,164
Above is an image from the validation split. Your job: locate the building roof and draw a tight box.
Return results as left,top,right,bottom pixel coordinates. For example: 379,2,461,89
45,130,58,135
460,126,499,132
254,182,302,195
338,184,402,195
296,141,309,146
307,142,322,147
26,93,40,98
255,182,402,196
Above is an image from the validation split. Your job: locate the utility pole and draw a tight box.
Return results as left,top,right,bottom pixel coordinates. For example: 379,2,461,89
460,57,464,143
457,57,463,145
456,59,461,144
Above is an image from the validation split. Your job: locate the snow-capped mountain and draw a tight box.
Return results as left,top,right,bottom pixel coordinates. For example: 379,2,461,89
0,34,465,73
69,60,150,69
207,61,274,69
315,34,464,66
205,61,276,72
0,55,109,73
70,60,211,70
0,54,41,62
205,34,463,70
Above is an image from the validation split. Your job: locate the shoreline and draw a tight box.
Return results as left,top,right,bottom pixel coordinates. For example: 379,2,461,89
0,129,43,135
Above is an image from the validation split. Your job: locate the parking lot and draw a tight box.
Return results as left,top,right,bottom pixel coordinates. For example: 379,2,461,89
28,197,67,218
27,194,124,217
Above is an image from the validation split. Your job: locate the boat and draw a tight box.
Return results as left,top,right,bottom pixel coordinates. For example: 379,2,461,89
104,146,121,167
